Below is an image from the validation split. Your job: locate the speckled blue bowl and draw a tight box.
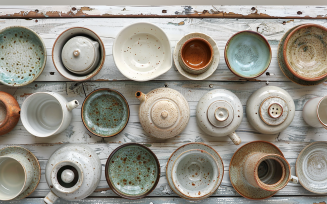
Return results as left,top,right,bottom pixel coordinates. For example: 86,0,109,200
82,88,129,137
0,26,46,86
225,31,271,79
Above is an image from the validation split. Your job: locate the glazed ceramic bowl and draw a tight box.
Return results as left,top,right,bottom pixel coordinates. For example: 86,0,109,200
105,143,160,199
225,31,271,79
0,91,20,136
113,22,172,81
171,149,219,200
82,88,129,137
0,26,46,86
52,27,105,81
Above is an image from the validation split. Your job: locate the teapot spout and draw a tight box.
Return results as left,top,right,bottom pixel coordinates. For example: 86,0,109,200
66,100,79,111
44,191,58,204
135,91,146,103
228,132,241,145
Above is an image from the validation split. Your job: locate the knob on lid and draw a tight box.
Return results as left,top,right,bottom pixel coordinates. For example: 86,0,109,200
259,97,289,126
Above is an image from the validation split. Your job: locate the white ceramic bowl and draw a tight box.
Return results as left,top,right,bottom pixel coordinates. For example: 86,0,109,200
113,22,172,81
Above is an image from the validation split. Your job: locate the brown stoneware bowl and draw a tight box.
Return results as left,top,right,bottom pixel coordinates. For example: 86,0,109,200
0,91,20,135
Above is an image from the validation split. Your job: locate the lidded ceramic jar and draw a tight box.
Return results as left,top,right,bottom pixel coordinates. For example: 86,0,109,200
196,89,243,145
246,86,295,134
0,91,20,135
44,144,101,204
135,88,190,139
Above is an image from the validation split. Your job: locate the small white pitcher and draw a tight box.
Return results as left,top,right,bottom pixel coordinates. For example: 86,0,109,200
303,96,327,128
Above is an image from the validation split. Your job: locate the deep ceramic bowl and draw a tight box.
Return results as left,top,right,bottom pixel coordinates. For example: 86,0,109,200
105,143,160,199
0,26,46,86
225,31,271,79
283,24,327,82
52,27,105,81
82,88,129,137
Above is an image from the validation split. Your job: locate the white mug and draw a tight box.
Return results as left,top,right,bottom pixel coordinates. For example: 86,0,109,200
21,92,79,137
303,96,327,128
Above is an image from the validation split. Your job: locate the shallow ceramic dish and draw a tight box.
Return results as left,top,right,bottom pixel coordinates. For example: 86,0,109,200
0,26,46,86
82,88,129,137
52,27,105,81
225,31,271,79
113,22,172,81
0,146,41,200
283,24,327,82
296,142,327,194
174,33,220,80
166,143,224,200
105,143,160,199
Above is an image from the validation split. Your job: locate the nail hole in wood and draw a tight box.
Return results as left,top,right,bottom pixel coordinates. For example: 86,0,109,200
164,84,168,88
209,84,213,88
50,72,54,75
251,7,256,11
297,11,302,15
35,9,39,13
72,7,77,11
162,10,167,13
266,72,270,76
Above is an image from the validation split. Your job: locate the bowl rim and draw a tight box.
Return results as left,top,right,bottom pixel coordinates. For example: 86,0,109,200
104,143,161,200
224,30,272,79
283,23,327,82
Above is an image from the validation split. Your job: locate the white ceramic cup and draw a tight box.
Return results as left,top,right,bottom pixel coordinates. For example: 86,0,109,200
21,92,79,137
303,96,327,128
0,155,33,200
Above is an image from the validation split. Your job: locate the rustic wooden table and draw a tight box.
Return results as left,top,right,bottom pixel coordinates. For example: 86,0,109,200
1,5,327,204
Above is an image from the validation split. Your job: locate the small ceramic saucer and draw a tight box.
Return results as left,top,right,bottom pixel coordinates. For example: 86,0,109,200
166,143,224,200
229,141,283,200
174,33,220,80
0,146,41,200
296,142,327,194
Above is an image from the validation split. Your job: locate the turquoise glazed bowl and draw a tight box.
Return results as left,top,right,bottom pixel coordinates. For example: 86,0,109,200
82,88,129,137
0,26,46,86
225,31,271,79
105,143,160,199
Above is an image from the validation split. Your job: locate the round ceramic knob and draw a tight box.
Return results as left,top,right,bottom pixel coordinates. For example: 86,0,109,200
259,97,289,126
215,107,229,122
61,169,75,183
268,103,283,118
151,100,178,129
207,101,234,128
73,49,80,57
161,111,168,119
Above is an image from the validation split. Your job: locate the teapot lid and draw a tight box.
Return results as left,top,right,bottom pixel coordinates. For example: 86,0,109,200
61,36,99,73
136,88,190,139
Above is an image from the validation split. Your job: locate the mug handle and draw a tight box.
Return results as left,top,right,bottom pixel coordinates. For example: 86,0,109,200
44,191,58,204
228,132,241,145
290,175,299,184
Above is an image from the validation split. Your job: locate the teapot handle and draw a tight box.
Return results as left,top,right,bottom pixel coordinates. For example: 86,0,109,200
290,175,299,184
228,132,241,145
44,191,58,204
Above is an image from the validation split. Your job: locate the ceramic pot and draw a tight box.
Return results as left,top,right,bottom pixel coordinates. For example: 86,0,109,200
44,144,101,204
246,86,295,134
136,88,189,139
52,27,105,81
0,91,20,135
196,89,243,145
21,92,79,137
303,96,327,128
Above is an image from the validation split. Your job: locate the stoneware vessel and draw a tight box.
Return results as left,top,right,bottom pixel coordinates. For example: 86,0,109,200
225,31,271,79
82,88,130,137
174,32,220,80
171,149,219,200
21,92,79,137
0,91,20,135
113,22,172,81
0,26,47,86
246,86,295,134
0,146,41,200
136,88,189,139
229,141,297,200
105,143,160,199
283,24,327,82
178,37,213,75
166,143,224,200
303,95,327,128
196,89,243,145
44,144,101,204
61,36,100,75
52,27,105,81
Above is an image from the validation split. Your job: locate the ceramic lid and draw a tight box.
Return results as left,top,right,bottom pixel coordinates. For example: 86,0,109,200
136,88,190,139
62,36,99,73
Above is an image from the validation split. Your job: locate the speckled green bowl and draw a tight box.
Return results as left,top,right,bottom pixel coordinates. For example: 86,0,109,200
0,26,46,86
82,88,129,137
105,143,160,199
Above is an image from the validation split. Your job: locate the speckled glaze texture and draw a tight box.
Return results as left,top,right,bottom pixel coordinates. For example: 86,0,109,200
113,22,172,81
82,89,129,137
0,26,46,86
166,143,224,201
44,144,101,203
296,142,327,194
105,143,160,199
0,91,20,135
246,86,295,134
229,141,289,200
225,31,271,79
303,96,327,128
0,146,41,200
174,32,220,80
284,24,327,81
136,88,189,139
